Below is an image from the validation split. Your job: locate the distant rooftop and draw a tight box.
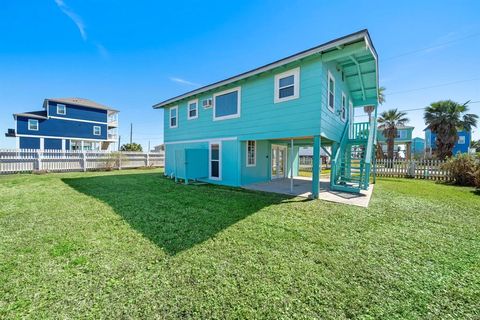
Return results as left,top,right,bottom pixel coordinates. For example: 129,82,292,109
45,98,118,112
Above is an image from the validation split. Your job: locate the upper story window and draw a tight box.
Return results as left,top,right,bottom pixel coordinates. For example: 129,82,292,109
93,126,101,136
169,106,178,128
57,104,66,115
213,87,241,121
28,119,39,131
327,71,335,112
458,136,466,144
395,130,407,139
274,67,300,103
246,140,256,167
187,99,198,120
341,93,347,121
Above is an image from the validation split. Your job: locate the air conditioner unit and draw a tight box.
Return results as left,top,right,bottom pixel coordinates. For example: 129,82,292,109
202,98,212,109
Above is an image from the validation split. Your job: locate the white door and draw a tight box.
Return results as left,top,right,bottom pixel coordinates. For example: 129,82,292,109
271,145,287,179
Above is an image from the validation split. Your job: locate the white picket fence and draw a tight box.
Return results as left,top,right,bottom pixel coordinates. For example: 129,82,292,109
0,149,164,174
375,159,451,181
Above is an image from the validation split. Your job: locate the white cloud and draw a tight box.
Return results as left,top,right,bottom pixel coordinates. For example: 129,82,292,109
54,0,87,41
169,77,201,87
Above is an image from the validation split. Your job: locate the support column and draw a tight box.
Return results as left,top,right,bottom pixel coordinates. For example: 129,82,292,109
406,142,412,160
290,139,294,193
312,135,321,199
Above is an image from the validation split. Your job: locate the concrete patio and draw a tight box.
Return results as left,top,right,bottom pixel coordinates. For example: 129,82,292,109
243,177,374,207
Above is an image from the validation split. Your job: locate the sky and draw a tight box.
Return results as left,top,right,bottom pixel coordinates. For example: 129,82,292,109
1,0,479,150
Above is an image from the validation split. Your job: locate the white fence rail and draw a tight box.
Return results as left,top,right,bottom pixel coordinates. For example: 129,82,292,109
375,159,451,181
0,149,164,174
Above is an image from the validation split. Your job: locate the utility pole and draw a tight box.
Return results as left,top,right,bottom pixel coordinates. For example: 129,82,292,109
148,140,151,152
118,135,121,151
130,123,133,144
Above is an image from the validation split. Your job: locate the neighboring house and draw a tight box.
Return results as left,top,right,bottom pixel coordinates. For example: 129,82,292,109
424,128,471,156
5,98,119,151
376,125,414,159
151,144,165,153
298,146,329,166
411,137,425,157
153,30,379,196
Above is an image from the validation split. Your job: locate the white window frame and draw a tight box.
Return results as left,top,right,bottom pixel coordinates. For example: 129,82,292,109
213,87,241,121
57,104,66,115
28,119,39,131
341,92,347,121
458,136,466,144
93,125,101,136
246,140,256,167
274,67,300,103
169,106,178,128
209,141,222,180
327,71,335,112
187,99,198,120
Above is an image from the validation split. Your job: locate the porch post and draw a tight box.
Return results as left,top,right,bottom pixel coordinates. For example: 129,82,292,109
290,139,294,193
406,142,412,160
312,135,321,199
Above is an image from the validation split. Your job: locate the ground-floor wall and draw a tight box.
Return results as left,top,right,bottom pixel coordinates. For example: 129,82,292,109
164,138,300,187
17,136,112,151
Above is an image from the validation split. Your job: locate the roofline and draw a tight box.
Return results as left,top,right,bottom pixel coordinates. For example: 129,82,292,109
44,98,119,112
153,29,376,109
377,126,415,130
13,113,48,120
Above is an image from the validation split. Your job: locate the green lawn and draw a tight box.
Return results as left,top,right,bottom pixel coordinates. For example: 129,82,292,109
1,169,479,319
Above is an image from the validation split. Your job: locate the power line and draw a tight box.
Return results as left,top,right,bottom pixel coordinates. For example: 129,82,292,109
386,78,480,96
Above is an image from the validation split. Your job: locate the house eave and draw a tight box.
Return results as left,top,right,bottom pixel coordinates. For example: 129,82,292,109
153,29,375,109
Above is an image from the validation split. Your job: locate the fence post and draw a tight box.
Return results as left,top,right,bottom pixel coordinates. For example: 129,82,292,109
81,151,87,172
146,153,150,167
36,150,42,171
118,152,122,170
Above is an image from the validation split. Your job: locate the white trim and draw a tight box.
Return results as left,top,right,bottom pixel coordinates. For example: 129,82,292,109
209,141,222,180
153,31,371,108
15,137,19,149
246,140,256,167
61,139,66,151
39,138,44,150
28,119,39,131
48,116,107,125
169,106,178,128
327,71,335,112
164,136,237,145
56,104,66,115
93,126,101,136
341,92,347,121
271,144,288,179
16,133,108,142
187,99,199,120
213,87,241,121
274,67,300,103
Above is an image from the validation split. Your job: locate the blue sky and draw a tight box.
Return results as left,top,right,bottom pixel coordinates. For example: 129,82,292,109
1,0,479,149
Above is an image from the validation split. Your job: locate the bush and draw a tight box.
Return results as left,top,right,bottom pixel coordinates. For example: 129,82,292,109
442,153,478,186
474,166,480,189
104,152,127,170
120,143,143,152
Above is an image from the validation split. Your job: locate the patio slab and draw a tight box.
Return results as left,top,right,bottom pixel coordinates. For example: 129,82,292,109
243,177,374,207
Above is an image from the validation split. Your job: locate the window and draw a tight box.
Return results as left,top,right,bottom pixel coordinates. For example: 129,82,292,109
341,93,347,121
187,99,198,120
327,71,335,112
213,87,241,120
395,130,406,139
93,126,101,136
169,106,178,128
209,142,221,180
274,67,300,103
246,140,256,166
57,104,66,115
458,136,466,144
28,119,39,131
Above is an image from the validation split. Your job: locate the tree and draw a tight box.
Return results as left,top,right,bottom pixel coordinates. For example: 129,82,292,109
378,86,386,105
378,109,409,159
471,139,480,152
424,100,478,160
120,143,143,152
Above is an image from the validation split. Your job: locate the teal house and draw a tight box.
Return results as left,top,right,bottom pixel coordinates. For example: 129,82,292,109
411,137,425,157
153,30,379,197
376,125,414,159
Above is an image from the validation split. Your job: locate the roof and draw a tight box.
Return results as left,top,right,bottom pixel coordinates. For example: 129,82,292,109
13,110,48,120
44,98,118,112
153,29,377,109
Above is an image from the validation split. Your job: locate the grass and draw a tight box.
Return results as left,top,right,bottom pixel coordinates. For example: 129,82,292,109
1,169,480,319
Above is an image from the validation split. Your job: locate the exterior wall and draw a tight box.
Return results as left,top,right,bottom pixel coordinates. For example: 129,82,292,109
44,138,62,150
19,137,40,149
425,129,471,155
377,128,413,143
16,116,107,140
411,138,425,156
47,101,108,122
240,140,271,185
320,61,353,142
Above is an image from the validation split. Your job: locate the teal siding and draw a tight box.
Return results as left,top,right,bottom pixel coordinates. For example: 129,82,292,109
240,140,271,185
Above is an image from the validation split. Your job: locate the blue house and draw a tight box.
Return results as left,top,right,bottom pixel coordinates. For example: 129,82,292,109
6,98,119,151
424,128,471,157
153,30,379,197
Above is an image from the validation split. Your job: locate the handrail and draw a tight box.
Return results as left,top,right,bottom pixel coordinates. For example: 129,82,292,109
364,116,375,165
330,120,350,186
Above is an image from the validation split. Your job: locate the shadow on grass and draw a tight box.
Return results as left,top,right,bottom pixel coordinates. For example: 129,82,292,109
62,172,292,255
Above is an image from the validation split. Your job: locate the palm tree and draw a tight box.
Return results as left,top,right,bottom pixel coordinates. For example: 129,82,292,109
378,87,386,105
378,109,409,159
424,100,478,159
472,139,480,152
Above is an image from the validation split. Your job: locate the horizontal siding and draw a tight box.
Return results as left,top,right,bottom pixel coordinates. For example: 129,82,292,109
48,102,108,122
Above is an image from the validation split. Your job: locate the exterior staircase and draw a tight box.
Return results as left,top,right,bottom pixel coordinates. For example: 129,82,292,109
330,118,376,193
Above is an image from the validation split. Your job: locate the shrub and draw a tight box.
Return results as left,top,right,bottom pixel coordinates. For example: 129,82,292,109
120,143,143,152
442,153,478,186
104,152,127,170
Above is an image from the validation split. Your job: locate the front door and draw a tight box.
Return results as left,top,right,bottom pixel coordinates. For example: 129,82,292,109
271,145,287,179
